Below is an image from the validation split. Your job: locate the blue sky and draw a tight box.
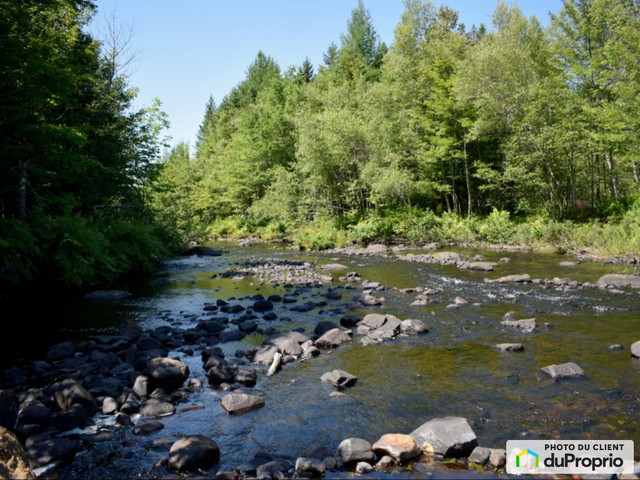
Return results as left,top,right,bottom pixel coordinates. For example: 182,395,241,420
91,1,564,148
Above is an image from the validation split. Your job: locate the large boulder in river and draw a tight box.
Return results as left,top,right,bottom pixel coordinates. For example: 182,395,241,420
631,341,640,358
220,393,265,414
49,379,97,415
410,416,478,458
168,435,220,471
183,246,223,257
540,362,585,379
0,426,34,479
596,274,640,290
146,357,190,392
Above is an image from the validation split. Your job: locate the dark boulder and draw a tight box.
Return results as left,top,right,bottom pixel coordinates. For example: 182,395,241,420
146,357,190,392
24,433,79,468
45,341,75,361
184,246,223,257
139,399,176,418
52,404,89,431
132,421,165,436
168,435,220,471
49,379,97,415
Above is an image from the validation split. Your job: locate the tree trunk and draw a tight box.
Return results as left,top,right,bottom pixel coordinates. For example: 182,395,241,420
464,141,471,218
632,159,639,184
606,150,619,199
18,160,27,219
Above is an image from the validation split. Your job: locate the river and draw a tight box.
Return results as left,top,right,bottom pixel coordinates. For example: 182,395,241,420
4,242,640,478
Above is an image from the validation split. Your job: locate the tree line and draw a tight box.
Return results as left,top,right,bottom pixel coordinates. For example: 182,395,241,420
0,0,174,290
151,0,640,250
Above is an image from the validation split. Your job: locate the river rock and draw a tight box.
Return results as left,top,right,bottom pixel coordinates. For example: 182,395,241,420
132,375,150,398
0,390,18,431
19,400,52,428
541,362,585,379
50,378,97,415
410,416,478,458
252,300,274,312
630,341,640,358
220,393,265,414
489,448,506,468
0,426,34,479
372,434,421,464
199,319,227,334
235,368,257,387
597,274,640,290
497,343,524,352
321,370,357,389
206,364,237,386
356,461,373,474
119,319,143,339
101,397,118,415
295,456,326,477
146,357,190,392
400,319,429,335
494,274,531,283
321,263,348,271
469,446,491,464
45,341,75,361
52,404,89,431
361,313,387,329
358,293,384,306
338,438,375,465
168,435,220,471
314,320,340,336
501,313,536,333
264,332,309,356
24,433,79,468
257,459,293,478
253,345,279,365
139,399,176,417
133,421,165,435
458,261,496,272
315,328,352,348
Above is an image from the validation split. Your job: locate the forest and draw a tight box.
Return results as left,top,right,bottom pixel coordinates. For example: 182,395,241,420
152,0,640,253
0,0,176,291
1,0,640,292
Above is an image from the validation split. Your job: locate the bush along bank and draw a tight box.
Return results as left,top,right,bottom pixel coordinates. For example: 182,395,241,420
204,204,640,259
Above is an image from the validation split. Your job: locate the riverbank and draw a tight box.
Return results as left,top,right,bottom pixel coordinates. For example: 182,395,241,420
1,243,639,478
204,205,640,259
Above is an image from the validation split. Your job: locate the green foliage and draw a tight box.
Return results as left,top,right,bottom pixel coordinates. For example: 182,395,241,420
292,219,347,250
0,1,173,291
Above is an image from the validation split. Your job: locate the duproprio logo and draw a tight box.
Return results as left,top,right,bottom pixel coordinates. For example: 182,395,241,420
516,449,539,468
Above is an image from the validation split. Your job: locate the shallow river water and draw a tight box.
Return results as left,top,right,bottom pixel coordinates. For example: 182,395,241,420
8,242,640,478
